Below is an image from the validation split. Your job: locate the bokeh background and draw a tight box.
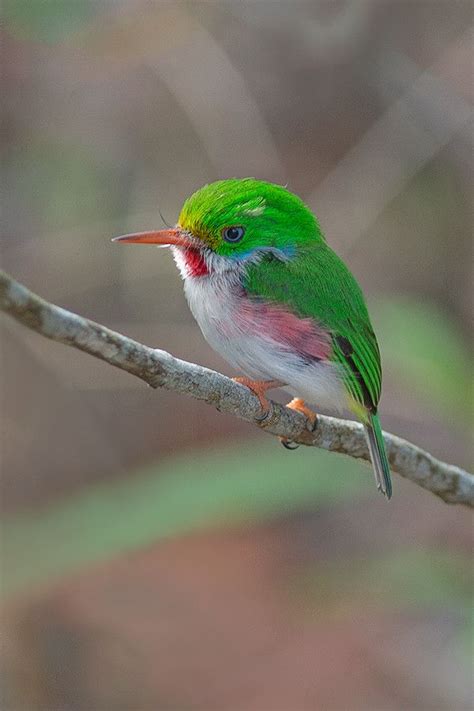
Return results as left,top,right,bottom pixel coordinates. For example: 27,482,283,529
1,1,473,709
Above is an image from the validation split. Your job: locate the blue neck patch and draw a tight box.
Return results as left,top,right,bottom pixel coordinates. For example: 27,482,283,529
229,245,296,263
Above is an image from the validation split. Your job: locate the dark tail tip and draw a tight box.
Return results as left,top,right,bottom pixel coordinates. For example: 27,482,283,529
365,414,392,500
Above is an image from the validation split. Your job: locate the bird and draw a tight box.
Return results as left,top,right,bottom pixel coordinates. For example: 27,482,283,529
114,178,392,499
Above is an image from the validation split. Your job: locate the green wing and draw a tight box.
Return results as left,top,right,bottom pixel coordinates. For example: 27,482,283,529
244,245,382,414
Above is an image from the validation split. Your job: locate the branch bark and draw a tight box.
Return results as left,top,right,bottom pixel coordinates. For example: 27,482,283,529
1,269,472,507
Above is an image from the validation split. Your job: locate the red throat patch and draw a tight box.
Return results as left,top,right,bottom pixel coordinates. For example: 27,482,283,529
182,247,209,277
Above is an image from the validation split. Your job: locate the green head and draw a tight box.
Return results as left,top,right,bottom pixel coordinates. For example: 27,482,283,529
114,178,324,259
178,178,324,257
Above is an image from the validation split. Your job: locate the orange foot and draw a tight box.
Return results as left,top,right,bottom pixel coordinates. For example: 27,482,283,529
233,377,283,421
280,398,318,450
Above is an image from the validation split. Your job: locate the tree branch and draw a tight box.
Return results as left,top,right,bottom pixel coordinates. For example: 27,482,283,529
1,269,472,507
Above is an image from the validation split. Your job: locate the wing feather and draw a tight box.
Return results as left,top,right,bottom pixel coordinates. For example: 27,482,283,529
244,246,382,412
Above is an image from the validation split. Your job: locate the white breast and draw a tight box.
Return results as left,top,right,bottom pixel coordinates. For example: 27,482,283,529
171,246,347,412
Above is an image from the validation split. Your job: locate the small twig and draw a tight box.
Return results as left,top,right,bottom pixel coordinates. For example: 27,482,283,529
1,269,472,507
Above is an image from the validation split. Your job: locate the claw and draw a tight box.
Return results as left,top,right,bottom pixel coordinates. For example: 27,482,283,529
232,377,283,422
280,439,299,450
254,407,273,424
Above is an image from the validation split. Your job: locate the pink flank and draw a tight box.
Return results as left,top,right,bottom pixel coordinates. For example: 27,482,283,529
239,299,332,362
179,245,331,363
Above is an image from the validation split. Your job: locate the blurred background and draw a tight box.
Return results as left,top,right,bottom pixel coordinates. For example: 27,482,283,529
1,1,473,709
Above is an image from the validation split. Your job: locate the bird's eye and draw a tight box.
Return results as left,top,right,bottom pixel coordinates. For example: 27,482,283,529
222,226,245,243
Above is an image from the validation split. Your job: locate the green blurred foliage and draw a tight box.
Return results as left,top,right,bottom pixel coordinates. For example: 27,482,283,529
297,549,473,662
372,297,473,425
10,142,116,230
2,441,370,598
3,0,96,43
297,549,472,613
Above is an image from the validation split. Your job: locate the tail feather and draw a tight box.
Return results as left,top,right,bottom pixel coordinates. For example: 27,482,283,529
364,413,392,500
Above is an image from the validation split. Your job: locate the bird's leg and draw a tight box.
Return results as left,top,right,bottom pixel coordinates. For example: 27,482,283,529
280,398,318,450
232,377,283,422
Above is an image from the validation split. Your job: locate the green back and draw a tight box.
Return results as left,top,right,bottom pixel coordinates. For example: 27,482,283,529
244,244,382,415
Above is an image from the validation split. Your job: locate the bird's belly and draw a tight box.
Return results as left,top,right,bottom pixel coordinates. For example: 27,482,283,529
182,273,347,412
183,273,273,378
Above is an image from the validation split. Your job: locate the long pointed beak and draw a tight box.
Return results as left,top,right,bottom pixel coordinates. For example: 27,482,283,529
112,228,193,247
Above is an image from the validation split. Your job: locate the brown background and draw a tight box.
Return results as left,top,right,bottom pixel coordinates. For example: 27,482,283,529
1,2,473,709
